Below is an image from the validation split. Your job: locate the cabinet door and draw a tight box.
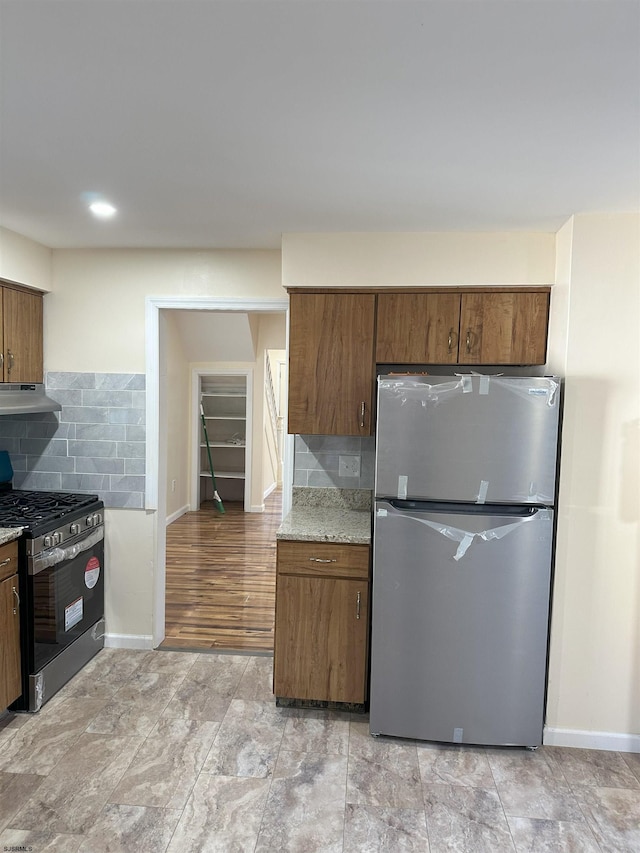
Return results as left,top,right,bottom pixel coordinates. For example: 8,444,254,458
288,292,375,435
459,292,549,365
376,292,461,363
0,574,21,710
3,287,44,382
274,575,369,703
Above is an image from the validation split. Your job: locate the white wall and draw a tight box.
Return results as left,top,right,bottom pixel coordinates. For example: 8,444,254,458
545,213,640,750
172,311,258,362
283,232,555,287
46,248,283,642
48,249,284,371
0,226,52,290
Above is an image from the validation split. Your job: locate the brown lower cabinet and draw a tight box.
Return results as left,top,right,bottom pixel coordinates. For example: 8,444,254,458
274,540,370,704
0,539,21,710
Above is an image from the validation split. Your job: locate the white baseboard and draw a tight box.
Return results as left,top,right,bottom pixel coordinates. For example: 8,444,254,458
166,504,190,526
105,633,155,650
248,481,277,513
544,726,640,753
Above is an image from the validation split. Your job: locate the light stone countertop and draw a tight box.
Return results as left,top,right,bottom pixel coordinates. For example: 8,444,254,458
0,527,23,546
277,505,371,545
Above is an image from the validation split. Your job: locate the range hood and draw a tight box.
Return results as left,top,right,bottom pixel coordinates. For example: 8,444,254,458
0,384,62,415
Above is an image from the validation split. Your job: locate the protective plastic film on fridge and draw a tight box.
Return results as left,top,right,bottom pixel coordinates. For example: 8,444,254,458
370,374,561,747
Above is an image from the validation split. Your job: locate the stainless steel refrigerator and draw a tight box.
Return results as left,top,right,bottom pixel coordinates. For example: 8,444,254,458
370,374,561,747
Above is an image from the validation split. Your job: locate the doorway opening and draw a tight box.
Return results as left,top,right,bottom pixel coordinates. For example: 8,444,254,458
146,296,291,651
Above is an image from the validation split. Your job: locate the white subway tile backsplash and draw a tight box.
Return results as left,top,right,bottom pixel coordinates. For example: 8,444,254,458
108,408,146,425
294,435,375,491
46,372,97,389
75,457,126,475
124,458,146,475
68,440,118,458
96,374,145,391
0,372,147,508
75,424,127,441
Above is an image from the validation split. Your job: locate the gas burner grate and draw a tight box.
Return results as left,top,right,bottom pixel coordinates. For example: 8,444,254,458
0,490,100,528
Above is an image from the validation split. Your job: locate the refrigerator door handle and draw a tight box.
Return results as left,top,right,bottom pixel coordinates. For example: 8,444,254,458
387,499,541,517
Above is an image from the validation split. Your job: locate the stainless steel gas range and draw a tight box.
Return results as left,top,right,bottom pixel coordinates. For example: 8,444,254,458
0,489,105,711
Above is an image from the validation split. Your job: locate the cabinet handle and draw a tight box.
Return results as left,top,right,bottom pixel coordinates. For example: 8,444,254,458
356,591,361,620
12,585,20,614
309,557,337,563
465,330,472,354
7,350,13,374
359,401,366,429
0,352,3,371
0,556,11,568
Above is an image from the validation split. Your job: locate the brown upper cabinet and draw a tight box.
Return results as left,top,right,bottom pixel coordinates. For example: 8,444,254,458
376,289,549,366
287,287,550,435
458,291,549,365
376,292,462,363
288,291,376,436
0,283,44,383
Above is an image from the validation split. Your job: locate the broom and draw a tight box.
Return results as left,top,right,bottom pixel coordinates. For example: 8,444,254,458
200,403,225,514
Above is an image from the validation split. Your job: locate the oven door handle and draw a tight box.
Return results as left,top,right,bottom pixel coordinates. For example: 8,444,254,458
28,526,104,575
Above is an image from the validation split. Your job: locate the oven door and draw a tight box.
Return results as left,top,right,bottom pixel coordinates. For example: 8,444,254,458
28,526,105,673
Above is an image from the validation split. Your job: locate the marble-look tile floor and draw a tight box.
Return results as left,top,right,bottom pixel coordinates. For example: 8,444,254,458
0,649,638,852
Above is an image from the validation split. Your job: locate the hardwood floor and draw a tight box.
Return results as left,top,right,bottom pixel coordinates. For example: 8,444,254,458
161,489,282,652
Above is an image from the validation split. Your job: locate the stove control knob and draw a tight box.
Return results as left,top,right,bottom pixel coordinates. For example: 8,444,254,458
53,532,62,546
86,515,95,526
44,534,53,548
70,523,80,536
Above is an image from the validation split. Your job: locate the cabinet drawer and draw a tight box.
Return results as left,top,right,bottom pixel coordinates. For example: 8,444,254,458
0,540,18,583
277,540,370,579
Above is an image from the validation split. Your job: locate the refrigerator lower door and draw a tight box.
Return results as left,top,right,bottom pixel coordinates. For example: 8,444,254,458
370,500,554,747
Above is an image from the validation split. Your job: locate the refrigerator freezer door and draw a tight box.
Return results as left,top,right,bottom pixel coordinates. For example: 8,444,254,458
375,375,560,504
369,500,554,746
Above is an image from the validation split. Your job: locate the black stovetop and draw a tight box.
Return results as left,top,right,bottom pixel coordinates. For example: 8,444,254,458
0,489,101,532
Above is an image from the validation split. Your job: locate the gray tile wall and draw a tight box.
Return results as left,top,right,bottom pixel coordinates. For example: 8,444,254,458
0,372,146,508
293,435,375,490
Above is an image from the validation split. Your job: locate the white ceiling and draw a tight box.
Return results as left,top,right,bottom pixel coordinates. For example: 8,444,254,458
1,0,638,250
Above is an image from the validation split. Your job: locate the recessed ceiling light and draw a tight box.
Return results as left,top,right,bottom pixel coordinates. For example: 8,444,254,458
89,201,117,218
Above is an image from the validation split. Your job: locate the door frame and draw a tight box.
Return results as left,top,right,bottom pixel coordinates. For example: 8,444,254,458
145,295,290,648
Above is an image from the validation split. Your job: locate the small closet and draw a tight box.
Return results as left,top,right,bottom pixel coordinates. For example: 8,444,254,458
199,373,249,506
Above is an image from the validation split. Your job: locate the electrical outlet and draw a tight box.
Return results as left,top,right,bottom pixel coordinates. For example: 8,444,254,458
339,455,360,478
171,479,177,492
